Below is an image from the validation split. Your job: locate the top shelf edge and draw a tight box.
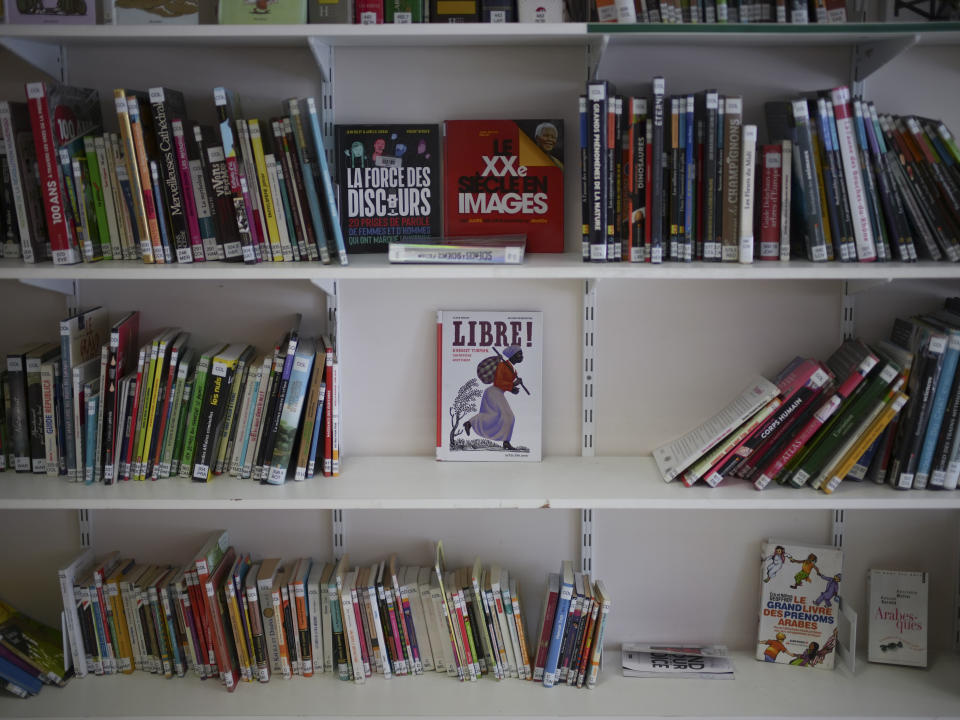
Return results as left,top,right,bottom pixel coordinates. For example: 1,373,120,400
1,21,960,48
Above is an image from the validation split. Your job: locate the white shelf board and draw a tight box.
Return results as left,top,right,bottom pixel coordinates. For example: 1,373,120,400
3,650,959,719
2,457,960,510
5,257,960,282
0,23,590,48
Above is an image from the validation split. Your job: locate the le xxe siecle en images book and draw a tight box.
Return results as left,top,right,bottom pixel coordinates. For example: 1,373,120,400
756,539,842,671
436,311,542,462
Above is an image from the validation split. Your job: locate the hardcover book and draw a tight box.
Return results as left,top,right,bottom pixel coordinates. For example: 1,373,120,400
335,124,440,254
756,540,842,671
218,0,308,23
436,310,542,462
867,569,927,668
444,120,564,254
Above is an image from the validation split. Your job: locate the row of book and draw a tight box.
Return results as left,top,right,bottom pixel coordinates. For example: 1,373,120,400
0,307,340,484
54,537,610,693
581,76,960,264
595,0,849,24
653,296,960,493
0,82,346,267
2,0,563,25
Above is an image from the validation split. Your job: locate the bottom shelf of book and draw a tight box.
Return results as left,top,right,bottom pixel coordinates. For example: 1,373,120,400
4,649,959,719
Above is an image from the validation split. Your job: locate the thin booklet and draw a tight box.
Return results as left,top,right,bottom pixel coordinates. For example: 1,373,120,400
388,234,526,265
621,643,734,679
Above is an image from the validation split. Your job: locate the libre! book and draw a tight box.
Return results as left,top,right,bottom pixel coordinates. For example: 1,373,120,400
335,124,440,254
444,120,564,254
756,540,842,671
437,311,542,462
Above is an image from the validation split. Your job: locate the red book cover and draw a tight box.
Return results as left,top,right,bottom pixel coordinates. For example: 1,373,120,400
356,0,384,22
444,119,564,253
25,82,101,265
758,144,782,260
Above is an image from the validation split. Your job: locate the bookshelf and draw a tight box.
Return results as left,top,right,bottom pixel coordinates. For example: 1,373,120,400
1,19,959,720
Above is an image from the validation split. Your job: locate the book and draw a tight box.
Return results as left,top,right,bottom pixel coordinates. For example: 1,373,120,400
621,643,734,679
436,310,543,462
756,540,841,671
652,376,780,483
309,0,354,21
218,0,308,23
334,124,440,254
388,234,525,264
443,120,564,254
0,600,67,686
0,100,49,263
6,1,96,23
111,0,200,24
867,569,927,668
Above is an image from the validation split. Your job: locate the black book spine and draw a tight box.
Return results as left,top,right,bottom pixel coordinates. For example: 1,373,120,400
587,81,608,262
25,355,46,473
669,96,680,261
612,96,623,262
703,91,719,261
213,89,258,265
790,99,829,261
930,356,960,487
187,123,222,262
650,77,665,263
824,98,857,261
258,334,299,482
631,98,647,263
282,117,320,262
202,138,244,263
6,352,30,472
579,96,589,262
149,89,193,264
192,354,237,482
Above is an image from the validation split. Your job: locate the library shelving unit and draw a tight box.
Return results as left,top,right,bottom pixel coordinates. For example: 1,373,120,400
1,18,959,720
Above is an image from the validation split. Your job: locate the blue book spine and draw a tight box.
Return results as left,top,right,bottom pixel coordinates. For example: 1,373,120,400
307,382,326,479
684,95,695,262
305,97,348,266
160,587,183,676
266,342,315,485
916,333,960,485
89,586,111,673
150,161,173,264
84,393,99,484
0,656,43,696
542,579,573,688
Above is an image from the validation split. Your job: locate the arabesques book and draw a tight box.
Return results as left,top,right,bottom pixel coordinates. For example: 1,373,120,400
436,310,542,462
756,539,842,671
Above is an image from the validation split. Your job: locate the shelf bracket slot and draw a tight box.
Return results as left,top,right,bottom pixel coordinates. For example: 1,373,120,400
78,509,92,548
851,34,918,91
582,279,596,457
0,38,65,82
832,509,845,549
580,509,594,576
307,38,336,168
332,509,345,560
841,281,856,341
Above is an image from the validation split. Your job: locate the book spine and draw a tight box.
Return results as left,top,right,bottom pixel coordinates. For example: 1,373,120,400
758,144,782,260
25,83,81,265
650,77,665,264
171,120,205,261
235,119,268,262
126,97,165,263
721,96,742,261
738,124,757,264
586,82,608,263
791,99,829,261
304,97,348,266
542,580,572,688
288,104,330,264
831,87,876,261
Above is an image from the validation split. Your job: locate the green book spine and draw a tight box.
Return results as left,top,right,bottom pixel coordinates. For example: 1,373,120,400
789,362,899,488
160,354,192,478
179,352,213,479
170,377,194,476
83,136,112,260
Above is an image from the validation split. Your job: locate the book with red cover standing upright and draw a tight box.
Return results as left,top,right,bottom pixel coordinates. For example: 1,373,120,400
444,120,564,254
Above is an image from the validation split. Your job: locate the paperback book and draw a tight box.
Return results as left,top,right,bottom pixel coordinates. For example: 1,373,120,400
436,310,542,462
756,540,842,671
444,120,564,253
867,569,927,668
388,234,525,265
334,124,440,254
621,643,734,679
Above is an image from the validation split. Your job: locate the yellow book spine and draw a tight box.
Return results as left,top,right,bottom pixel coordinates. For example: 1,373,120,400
248,120,283,262
107,580,135,673
810,131,835,260
134,340,162,481
226,580,252,681
822,392,908,495
113,90,153,263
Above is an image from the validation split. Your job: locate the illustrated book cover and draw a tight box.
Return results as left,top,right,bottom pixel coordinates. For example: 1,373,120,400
218,0,308,23
111,0,199,24
436,310,542,462
5,0,96,24
867,569,927,667
756,540,842,670
335,124,440,254
443,119,564,254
